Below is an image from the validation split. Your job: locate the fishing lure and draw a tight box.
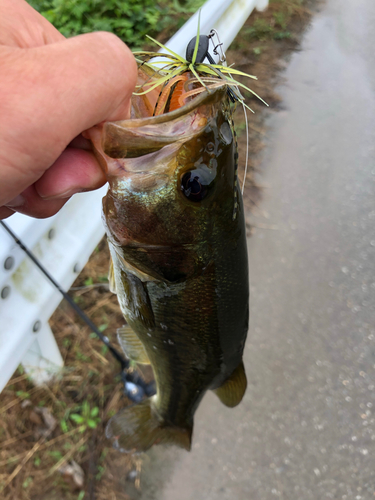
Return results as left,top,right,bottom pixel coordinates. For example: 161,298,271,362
133,27,267,199
133,27,266,110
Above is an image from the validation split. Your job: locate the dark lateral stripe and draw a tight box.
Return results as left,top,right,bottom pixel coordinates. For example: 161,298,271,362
230,115,239,221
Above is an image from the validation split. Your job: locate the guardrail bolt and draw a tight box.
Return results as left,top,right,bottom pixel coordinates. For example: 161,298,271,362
33,320,42,333
4,256,15,270
1,286,11,299
73,263,80,273
48,228,56,240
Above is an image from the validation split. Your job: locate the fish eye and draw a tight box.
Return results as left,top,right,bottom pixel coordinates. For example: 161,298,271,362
180,169,213,202
206,142,215,153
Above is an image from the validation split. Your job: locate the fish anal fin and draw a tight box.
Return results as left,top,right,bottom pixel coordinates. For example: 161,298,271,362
213,361,247,408
117,325,150,365
106,399,192,453
160,424,192,452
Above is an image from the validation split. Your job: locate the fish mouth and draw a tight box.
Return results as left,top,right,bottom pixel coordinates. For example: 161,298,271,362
104,83,227,158
87,71,228,180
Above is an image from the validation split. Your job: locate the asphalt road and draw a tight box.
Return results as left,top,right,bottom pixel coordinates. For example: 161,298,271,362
126,1,375,498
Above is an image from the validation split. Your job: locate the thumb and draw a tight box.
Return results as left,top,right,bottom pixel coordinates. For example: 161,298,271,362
0,32,137,202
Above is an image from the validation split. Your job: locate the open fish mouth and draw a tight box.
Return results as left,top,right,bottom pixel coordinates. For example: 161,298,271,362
88,71,229,184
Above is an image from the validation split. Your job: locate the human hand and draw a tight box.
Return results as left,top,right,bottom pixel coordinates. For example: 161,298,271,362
0,0,137,219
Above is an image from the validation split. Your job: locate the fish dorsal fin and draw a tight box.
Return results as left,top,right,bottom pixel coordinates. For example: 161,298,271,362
108,258,117,294
213,361,247,408
117,325,150,365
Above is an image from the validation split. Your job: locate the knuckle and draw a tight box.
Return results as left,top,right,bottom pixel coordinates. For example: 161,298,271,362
87,32,138,87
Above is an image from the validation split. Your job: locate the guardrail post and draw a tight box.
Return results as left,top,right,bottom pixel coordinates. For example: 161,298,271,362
256,0,269,11
21,322,64,385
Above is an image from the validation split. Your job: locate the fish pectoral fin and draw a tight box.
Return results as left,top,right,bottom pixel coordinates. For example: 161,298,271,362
121,271,155,330
117,325,150,365
108,259,117,294
213,361,247,408
106,399,192,453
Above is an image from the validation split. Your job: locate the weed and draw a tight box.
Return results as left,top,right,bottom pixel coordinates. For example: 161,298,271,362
60,418,69,433
48,450,63,461
22,477,33,489
84,277,94,287
15,391,30,400
246,18,273,40
95,464,106,481
235,120,248,136
172,0,205,14
74,349,91,362
70,401,101,432
27,0,205,49
62,338,72,348
28,0,168,48
273,30,291,40
273,11,287,29
101,345,109,356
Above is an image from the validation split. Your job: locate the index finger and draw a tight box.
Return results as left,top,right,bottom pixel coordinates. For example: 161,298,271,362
0,31,137,206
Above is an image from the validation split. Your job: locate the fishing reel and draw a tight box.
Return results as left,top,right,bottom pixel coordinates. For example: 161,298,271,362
121,369,156,404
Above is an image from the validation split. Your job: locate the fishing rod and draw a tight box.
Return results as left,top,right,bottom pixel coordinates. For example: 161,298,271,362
0,220,155,403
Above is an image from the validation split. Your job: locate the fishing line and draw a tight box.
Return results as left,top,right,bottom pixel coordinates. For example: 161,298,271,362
241,102,249,195
0,221,154,403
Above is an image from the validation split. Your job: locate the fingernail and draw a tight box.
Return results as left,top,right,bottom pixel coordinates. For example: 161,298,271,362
39,188,78,200
5,195,25,208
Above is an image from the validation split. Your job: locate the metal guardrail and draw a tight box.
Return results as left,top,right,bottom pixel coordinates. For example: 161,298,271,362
165,0,269,57
0,0,269,392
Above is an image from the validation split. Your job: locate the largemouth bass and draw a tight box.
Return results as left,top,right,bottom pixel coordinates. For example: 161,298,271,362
88,67,249,453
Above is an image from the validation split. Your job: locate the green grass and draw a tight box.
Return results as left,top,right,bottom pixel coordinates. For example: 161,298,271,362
28,0,205,48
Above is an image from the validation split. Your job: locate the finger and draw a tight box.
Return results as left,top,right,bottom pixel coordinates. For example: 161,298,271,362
0,32,137,204
35,148,106,200
0,0,64,47
5,185,69,219
0,206,15,220
6,31,137,144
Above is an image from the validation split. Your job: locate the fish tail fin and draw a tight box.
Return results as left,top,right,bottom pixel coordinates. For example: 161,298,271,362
213,360,247,408
106,398,192,453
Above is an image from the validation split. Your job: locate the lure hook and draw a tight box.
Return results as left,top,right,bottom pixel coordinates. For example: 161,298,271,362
208,29,227,65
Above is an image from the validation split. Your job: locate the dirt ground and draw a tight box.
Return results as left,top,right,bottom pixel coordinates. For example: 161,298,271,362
0,2,318,499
